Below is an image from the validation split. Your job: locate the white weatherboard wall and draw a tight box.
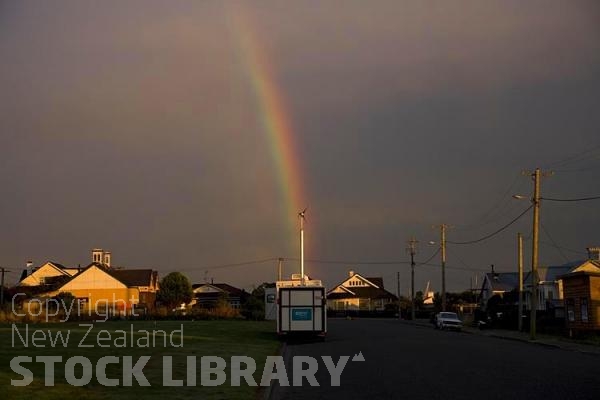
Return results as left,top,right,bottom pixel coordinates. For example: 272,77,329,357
61,266,126,290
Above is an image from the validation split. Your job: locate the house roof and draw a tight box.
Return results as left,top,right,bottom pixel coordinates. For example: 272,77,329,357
558,260,600,279
192,283,246,297
327,272,397,300
537,265,575,282
484,272,520,292
59,263,157,289
108,269,156,287
484,261,587,291
364,277,384,288
49,261,69,270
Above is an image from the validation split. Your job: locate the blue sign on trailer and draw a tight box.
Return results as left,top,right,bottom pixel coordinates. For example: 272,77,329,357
292,308,312,321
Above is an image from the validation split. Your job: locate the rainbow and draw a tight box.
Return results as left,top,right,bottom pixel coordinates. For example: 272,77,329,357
229,7,306,249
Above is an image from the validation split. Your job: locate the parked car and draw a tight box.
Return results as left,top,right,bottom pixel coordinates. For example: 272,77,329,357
434,312,462,331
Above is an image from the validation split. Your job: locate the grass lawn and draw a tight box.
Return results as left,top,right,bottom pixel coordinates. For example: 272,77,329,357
1,320,279,400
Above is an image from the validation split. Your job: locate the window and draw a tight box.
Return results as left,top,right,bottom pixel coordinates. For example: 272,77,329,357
566,299,575,322
581,298,589,323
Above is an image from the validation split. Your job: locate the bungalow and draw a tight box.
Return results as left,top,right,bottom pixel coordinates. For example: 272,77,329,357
191,282,248,309
17,250,159,314
480,271,520,309
327,270,398,312
53,263,159,313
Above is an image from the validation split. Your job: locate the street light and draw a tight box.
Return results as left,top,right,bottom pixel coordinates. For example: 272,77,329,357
513,168,544,340
407,238,418,320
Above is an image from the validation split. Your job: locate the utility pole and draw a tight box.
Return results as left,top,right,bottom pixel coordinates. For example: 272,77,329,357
524,167,551,340
397,271,401,320
299,209,307,285
440,224,448,311
407,237,418,320
277,258,283,281
517,232,524,332
530,169,541,340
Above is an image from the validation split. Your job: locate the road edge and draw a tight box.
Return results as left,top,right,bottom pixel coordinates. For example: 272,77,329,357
262,340,287,400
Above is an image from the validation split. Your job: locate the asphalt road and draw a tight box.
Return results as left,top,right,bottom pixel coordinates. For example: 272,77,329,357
271,319,600,400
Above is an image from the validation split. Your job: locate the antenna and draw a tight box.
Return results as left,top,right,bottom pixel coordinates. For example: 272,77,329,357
299,208,307,285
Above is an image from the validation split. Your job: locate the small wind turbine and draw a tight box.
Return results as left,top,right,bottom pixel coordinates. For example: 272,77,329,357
298,208,307,284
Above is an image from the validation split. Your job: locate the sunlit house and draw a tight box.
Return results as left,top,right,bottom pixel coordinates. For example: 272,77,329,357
16,249,159,314
327,270,398,312
559,255,600,333
190,282,248,309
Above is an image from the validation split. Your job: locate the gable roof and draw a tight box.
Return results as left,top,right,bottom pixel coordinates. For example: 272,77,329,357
327,272,397,300
484,272,520,293
484,261,586,291
193,283,246,297
48,261,68,270
558,260,600,279
570,260,600,273
18,261,75,286
57,263,158,291
330,272,382,291
58,263,127,291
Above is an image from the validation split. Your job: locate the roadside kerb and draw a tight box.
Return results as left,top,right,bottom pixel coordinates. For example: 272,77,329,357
263,340,288,400
402,319,600,356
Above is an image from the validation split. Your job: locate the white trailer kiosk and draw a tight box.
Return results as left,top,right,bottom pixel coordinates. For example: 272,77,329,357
276,275,326,339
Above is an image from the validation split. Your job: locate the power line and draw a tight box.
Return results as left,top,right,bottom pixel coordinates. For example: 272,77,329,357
542,195,600,202
285,248,441,267
294,256,488,273
286,257,411,266
172,257,279,272
417,248,440,266
454,172,524,232
448,205,533,245
445,247,475,271
553,162,600,173
538,241,587,256
544,144,600,169
417,262,489,272
540,223,570,264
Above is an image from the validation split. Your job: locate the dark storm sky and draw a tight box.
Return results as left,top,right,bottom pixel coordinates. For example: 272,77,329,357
1,0,599,294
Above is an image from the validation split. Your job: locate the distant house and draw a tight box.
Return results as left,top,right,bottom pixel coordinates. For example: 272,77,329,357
480,271,520,309
54,263,159,312
17,250,159,314
18,261,80,289
327,270,398,312
191,283,248,309
480,262,582,315
559,260,600,333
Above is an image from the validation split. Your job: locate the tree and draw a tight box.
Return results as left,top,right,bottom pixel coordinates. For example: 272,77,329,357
157,272,193,309
241,282,272,320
